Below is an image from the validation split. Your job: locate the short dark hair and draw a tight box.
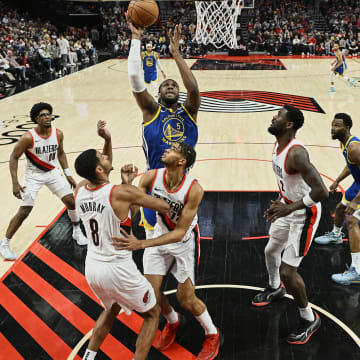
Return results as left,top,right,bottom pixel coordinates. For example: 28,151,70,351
179,142,196,170
283,104,304,131
159,78,179,92
30,102,52,123
75,149,99,181
334,113,352,129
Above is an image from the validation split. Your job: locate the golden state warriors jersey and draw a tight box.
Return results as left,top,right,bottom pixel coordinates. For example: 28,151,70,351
142,103,198,170
342,135,360,183
143,51,156,73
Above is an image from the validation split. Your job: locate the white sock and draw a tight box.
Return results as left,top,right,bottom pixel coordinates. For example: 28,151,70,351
2,237,10,245
164,307,179,324
299,304,314,322
332,225,342,236
265,240,283,289
83,349,97,360
351,252,360,273
195,309,217,335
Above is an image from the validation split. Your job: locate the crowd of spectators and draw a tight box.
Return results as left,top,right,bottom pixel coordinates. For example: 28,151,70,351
99,1,205,57
0,1,98,92
247,0,360,56
1,0,360,95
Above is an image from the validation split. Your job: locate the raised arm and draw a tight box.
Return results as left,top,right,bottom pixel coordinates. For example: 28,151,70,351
9,133,32,199
168,24,200,118
127,20,158,120
97,120,112,164
57,129,76,188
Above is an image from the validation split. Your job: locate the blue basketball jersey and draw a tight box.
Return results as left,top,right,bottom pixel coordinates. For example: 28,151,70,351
333,51,347,74
142,103,198,170
143,51,157,73
342,135,360,183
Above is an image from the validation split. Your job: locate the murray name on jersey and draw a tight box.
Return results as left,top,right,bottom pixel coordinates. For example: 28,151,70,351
79,201,106,214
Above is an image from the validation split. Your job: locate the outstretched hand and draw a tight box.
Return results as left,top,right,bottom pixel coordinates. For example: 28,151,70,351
126,12,144,40
121,164,138,185
97,120,111,141
168,24,182,55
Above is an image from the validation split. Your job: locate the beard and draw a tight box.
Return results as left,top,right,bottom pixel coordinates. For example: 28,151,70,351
161,94,178,106
268,125,281,136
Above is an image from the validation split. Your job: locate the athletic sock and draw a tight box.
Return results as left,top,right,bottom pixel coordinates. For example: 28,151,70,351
299,304,315,322
332,225,342,236
195,309,217,335
164,307,179,324
351,252,360,273
83,349,97,360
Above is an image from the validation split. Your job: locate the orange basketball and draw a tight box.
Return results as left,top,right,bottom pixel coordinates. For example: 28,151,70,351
128,0,159,28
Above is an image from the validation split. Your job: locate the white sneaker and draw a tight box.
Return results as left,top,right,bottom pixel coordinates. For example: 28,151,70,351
0,241,17,260
72,227,88,246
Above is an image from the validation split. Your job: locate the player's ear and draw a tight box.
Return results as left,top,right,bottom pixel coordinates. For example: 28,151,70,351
95,164,104,175
286,121,294,130
178,158,186,167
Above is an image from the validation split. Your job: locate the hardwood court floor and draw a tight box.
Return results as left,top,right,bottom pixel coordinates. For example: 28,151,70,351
0,56,360,359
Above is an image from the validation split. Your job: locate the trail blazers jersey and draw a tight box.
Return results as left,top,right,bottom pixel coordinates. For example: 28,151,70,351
150,168,198,237
25,126,59,172
272,138,311,203
75,183,132,262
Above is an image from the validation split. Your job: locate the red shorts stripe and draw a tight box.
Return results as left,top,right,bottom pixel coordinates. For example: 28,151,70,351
304,205,318,256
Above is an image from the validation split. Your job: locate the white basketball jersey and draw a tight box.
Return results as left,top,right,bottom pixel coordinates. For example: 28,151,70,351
151,168,198,235
25,126,59,172
75,183,132,262
272,138,310,203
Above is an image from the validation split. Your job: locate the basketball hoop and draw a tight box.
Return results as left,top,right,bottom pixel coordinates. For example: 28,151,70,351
194,0,244,49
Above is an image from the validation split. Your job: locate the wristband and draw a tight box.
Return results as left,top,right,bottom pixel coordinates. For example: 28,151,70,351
303,193,316,207
64,168,72,177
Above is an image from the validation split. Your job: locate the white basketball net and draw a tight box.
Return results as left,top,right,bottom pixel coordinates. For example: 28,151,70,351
195,0,243,49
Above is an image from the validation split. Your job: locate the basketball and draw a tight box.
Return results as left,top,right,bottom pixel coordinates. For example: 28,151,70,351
128,0,159,28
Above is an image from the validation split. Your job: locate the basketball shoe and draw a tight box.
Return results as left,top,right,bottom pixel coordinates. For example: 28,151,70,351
287,311,321,344
314,231,343,245
72,226,88,246
252,283,286,307
155,313,181,351
350,78,355,87
197,327,221,360
0,240,17,260
332,267,360,285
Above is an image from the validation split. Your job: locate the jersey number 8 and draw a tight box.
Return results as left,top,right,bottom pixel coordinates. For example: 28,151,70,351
89,219,99,246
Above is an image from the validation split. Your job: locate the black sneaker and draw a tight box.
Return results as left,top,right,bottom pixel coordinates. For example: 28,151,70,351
287,311,321,345
251,283,286,307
